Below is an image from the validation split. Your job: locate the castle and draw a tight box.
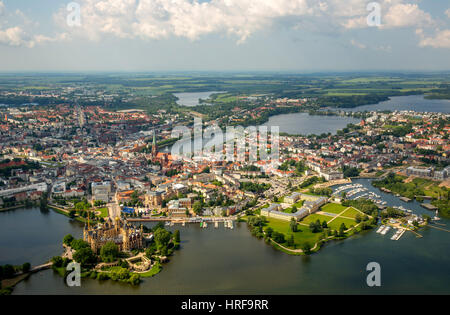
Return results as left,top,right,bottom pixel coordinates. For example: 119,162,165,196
83,217,144,253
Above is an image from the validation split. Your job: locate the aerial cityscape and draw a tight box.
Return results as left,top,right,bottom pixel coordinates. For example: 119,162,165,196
0,0,449,300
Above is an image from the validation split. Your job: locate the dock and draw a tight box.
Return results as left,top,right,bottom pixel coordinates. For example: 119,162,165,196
421,203,438,211
391,228,406,240
376,225,386,233
380,226,391,235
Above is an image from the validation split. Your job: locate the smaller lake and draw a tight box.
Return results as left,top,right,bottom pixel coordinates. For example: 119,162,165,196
174,91,226,107
261,112,360,135
341,95,450,113
0,208,83,266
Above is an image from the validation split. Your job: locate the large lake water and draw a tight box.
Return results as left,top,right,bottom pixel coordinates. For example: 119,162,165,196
261,113,359,135
6,179,450,294
339,95,450,113
174,91,226,107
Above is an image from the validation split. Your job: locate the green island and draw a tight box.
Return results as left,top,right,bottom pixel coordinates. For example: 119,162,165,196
54,222,179,285
0,222,180,294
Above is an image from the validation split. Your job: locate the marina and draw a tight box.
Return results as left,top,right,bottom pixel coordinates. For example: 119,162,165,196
391,229,406,241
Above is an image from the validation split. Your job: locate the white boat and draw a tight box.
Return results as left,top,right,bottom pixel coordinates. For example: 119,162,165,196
376,225,385,233
381,226,391,235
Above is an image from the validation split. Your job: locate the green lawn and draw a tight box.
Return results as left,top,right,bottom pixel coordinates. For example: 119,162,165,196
97,207,109,218
327,217,356,230
138,262,162,278
300,213,333,225
264,218,322,248
341,207,363,219
320,203,347,214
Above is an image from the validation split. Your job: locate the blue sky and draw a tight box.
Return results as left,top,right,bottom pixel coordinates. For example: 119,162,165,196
0,0,449,72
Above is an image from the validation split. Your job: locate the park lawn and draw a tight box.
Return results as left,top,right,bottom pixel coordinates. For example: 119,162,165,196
97,207,109,218
264,218,322,248
341,207,363,219
327,217,357,231
320,203,347,214
300,213,333,225
138,262,162,278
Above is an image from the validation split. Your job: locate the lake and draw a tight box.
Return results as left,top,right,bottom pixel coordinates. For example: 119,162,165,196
174,91,227,107
6,179,450,294
261,112,360,135
0,207,83,266
342,95,450,113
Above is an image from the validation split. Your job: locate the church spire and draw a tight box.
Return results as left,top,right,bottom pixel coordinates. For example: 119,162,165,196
152,130,157,157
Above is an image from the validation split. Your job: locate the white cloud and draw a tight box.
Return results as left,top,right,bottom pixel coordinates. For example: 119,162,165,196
55,0,436,43
0,0,444,49
383,3,433,28
55,0,315,42
446,9,450,19
0,26,34,47
417,28,450,48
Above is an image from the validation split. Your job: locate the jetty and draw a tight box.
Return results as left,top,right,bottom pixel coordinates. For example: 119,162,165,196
421,203,438,211
391,228,406,241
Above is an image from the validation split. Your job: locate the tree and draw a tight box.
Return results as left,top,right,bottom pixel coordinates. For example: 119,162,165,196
154,228,171,250
128,273,140,285
272,232,285,243
173,230,180,243
73,247,96,267
63,234,74,246
2,264,15,278
193,201,203,215
51,256,63,268
22,262,31,273
339,223,347,236
290,218,298,232
70,239,90,251
287,234,295,247
100,241,119,262
265,227,273,237
302,242,312,254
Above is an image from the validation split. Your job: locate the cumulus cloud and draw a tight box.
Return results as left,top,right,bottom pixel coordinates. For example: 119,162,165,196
0,27,31,47
55,0,437,42
55,0,315,42
417,28,450,48
382,3,433,28
0,0,445,48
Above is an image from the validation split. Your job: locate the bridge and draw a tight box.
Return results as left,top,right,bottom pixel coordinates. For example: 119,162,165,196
30,262,53,273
